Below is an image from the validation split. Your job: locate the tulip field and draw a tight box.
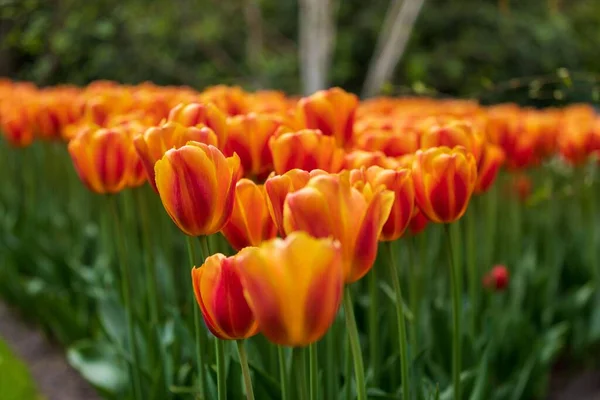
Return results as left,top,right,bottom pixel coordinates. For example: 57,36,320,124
1,79,600,400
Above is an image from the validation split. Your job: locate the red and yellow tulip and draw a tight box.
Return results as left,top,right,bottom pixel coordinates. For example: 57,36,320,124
155,142,241,236
236,232,344,347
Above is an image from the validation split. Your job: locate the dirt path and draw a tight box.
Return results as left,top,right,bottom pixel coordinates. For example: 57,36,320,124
0,302,100,400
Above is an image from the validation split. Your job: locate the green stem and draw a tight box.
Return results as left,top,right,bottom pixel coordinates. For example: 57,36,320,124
278,346,290,400
407,238,419,359
584,177,598,286
199,235,227,400
465,207,477,340
368,261,380,385
345,336,352,400
108,196,143,399
293,347,308,400
136,188,168,398
386,242,410,400
137,189,160,323
324,328,336,400
237,340,255,400
186,236,206,399
444,224,462,400
343,287,367,400
309,342,318,400
216,338,227,400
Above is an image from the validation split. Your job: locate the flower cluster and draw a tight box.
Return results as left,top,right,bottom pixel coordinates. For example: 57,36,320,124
4,79,596,348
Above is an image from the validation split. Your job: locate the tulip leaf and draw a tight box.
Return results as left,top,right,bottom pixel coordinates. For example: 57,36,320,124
67,339,127,395
98,294,126,346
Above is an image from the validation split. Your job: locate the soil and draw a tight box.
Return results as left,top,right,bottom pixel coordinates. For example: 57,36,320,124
548,360,600,400
0,302,100,400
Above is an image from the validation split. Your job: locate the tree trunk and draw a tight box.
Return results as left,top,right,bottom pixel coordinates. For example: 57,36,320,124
361,0,426,98
299,0,336,95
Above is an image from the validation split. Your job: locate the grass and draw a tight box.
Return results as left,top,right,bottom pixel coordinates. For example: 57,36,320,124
0,336,43,400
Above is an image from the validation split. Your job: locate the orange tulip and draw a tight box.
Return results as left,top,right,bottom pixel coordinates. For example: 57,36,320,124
68,127,140,194
354,128,419,157
199,85,249,116
192,254,259,340
295,87,359,148
224,113,281,179
134,122,218,191
155,142,241,236
475,144,505,194
264,169,329,237
167,102,228,147
344,150,400,170
0,105,34,147
236,232,344,346
283,172,394,283
418,118,484,163
412,146,477,223
350,166,415,241
221,179,278,251
269,129,345,174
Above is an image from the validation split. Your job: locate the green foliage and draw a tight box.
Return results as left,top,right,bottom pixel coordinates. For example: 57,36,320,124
0,336,43,400
2,0,599,100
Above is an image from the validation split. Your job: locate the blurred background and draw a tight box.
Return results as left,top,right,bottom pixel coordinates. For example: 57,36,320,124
1,0,599,105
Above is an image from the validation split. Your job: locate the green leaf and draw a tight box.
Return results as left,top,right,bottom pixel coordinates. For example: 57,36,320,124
98,295,126,346
67,339,127,395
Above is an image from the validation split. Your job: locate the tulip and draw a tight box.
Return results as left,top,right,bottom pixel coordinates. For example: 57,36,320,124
221,179,278,251
344,150,400,170
134,122,218,191
350,166,415,241
412,146,477,224
475,144,505,194
418,118,484,163
295,87,358,148
192,253,259,340
68,127,140,194
199,85,249,116
0,105,34,147
224,113,281,179
483,265,509,291
167,102,228,147
283,172,394,283
155,142,241,236
236,232,344,347
264,169,329,236
354,129,419,158
269,129,345,174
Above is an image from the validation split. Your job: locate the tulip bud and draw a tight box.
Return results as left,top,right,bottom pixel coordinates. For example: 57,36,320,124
283,172,394,283
134,122,218,191
167,102,228,147
223,113,281,179
295,87,358,148
475,144,505,194
483,265,509,291
350,166,415,241
344,150,400,170
412,146,477,223
192,254,259,340
236,232,344,347
221,179,278,251
264,169,329,237
68,127,140,194
269,129,345,174
155,142,241,236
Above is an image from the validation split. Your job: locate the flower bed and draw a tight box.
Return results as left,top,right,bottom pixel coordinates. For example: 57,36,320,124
1,79,599,400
